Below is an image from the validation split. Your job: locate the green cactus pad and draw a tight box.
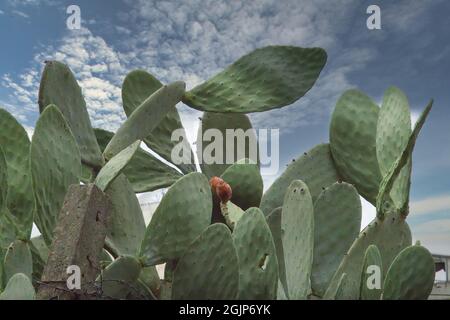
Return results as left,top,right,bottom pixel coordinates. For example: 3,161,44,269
122,70,196,174
104,81,186,160
0,211,17,289
260,143,339,216
282,180,314,299
233,207,278,299
3,240,33,283
0,273,35,300
198,112,259,178
382,244,435,300
376,87,411,174
80,164,94,184
183,46,327,113
95,128,182,193
376,87,412,209
140,173,212,266
29,236,49,283
360,245,383,300
95,140,140,191
332,273,349,300
330,90,382,204
311,182,361,297
137,266,160,299
97,255,142,299
220,159,263,210
38,61,103,168
0,109,34,236
324,212,411,299
377,100,433,218
30,105,81,245
266,207,288,299
172,223,239,300
220,201,245,229
0,147,7,210
105,174,145,256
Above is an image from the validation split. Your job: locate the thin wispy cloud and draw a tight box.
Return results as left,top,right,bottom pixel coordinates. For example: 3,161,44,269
412,219,450,255
2,0,370,133
410,194,450,216
12,10,30,18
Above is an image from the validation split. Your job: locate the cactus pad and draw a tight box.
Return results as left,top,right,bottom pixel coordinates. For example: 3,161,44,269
30,105,81,245
38,61,103,168
95,140,140,191
183,46,327,113
325,212,411,299
172,223,239,300
3,240,33,283
198,112,258,178
220,201,244,229
0,147,7,210
266,207,288,299
282,180,314,299
221,159,263,210
0,109,34,236
377,100,433,218
376,87,412,209
330,90,382,204
95,128,182,193
105,174,145,256
233,207,278,299
311,182,361,297
104,81,185,159
140,173,212,266
97,255,142,299
0,273,35,300
382,244,435,300
360,244,383,300
122,70,196,173
260,143,339,216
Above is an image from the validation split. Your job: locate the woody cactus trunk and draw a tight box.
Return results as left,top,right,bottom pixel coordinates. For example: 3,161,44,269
0,45,436,300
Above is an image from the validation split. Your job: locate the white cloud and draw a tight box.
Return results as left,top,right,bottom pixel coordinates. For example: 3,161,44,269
410,194,450,216
1,0,383,136
3,27,127,131
12,10,29,18
412,219,450,255
8,0,57,6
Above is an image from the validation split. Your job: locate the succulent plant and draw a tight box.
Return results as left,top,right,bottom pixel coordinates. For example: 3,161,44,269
0,44,436,300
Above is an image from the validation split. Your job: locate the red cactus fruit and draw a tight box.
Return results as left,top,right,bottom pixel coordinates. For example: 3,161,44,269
216,181,232,204
209,176,223,191
209,176,232,203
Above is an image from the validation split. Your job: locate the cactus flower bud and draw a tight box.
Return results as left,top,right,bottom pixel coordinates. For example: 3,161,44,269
209,176,232,203
216,181,232,204
209,176,223,191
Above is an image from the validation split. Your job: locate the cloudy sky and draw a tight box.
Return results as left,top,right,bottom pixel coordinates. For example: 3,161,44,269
0,0,449,255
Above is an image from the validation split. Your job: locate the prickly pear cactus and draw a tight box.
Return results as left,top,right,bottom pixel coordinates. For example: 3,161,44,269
359,245,383,300
171,224,239,300
382,243,435,300
139,173,212,266
0,45,437,301
232,208,278,300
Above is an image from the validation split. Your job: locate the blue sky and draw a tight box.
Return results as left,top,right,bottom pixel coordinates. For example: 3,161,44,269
0,0,449,254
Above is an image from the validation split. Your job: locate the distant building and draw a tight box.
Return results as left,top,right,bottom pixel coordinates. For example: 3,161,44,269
430,254,450,300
